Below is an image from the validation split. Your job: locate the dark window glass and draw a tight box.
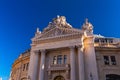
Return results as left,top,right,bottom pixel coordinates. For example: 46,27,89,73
94,38,99,43
106,74,120,80
26,63,29,70
105,38,107,43
64,55,67,64
109,39,113,43
101,39,105,43
104,56,109,65
23,64,26,71
110,56,116,65
57,55,62,64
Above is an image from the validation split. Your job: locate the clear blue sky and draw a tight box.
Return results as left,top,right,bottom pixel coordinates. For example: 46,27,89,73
0,0,120,80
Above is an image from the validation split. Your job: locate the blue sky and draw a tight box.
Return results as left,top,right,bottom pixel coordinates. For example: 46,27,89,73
0,0,120,80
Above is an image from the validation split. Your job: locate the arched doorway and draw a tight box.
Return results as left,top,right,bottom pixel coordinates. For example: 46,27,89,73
106,74,120,80
54,76,65,80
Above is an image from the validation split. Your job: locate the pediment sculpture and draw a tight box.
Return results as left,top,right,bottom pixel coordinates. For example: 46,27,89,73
33,16,83,39
43,16,72,33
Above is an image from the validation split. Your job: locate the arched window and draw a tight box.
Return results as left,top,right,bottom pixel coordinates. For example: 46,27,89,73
106,74,120,80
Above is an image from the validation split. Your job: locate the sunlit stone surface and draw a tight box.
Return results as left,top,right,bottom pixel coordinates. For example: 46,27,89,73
10,16,120,80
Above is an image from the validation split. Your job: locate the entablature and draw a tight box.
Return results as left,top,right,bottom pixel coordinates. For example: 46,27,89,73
32,33,82,45
32,37,82,50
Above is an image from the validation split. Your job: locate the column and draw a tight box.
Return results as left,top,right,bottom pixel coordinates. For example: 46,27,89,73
77,45,85,80
28,50,39,80
70,46,76,80
39,50,46,80
84,36,99,80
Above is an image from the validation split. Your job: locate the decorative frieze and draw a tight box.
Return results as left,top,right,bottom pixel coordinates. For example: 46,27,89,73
32,33,82,45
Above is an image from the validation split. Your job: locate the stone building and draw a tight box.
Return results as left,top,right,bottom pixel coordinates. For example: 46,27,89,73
10,16,120,80
10,49,30,80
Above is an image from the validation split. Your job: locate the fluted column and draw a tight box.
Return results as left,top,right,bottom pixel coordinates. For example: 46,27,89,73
70,46,76,80
77,45,85,80
28,50,39,80
39,50,46,80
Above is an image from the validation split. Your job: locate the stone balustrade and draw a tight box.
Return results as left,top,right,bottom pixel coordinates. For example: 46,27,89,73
48,64,70,71
94,43,117,47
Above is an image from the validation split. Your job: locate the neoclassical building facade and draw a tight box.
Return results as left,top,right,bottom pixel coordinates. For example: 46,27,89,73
10,16,120,80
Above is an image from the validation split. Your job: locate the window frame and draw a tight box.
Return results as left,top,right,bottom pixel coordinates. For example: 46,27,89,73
103,55,117,66
57,55,62,64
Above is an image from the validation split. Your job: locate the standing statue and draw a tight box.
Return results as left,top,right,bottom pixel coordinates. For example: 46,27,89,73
82,18,93,38
82,18,93,34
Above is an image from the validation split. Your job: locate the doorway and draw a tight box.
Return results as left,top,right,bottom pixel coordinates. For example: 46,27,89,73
106,74,120,80
54,76,65,80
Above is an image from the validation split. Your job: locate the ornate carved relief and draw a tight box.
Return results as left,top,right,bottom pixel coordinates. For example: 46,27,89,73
32,16,83,41
47,64,70,80
82,18,93,34
43,16,72,33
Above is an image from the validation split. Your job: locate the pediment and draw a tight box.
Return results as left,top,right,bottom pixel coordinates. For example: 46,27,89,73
34,16,83,40
36,27,82,39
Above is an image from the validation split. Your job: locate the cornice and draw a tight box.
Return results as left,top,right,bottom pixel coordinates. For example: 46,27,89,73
32,33,83,44
95,47,120,51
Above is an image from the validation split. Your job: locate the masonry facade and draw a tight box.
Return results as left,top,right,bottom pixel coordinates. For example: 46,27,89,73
10,16,120,80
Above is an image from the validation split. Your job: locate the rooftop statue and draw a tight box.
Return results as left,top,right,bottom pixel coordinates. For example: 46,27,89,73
82,18,93,34
43,16,72,32
35,27,41,36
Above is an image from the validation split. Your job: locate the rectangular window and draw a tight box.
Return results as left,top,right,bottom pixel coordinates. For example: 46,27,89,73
109,39,113,43
94,38,99,43
110,56,116,65
103,56,110,65
64,55,67,64
23,64,26,71
57,55,62,64
26,63,29,70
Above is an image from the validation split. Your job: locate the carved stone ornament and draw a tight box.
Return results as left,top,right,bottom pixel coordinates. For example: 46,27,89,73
33,16,82,40
35,28,41,37
82,18,93,33
43,16,72,33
